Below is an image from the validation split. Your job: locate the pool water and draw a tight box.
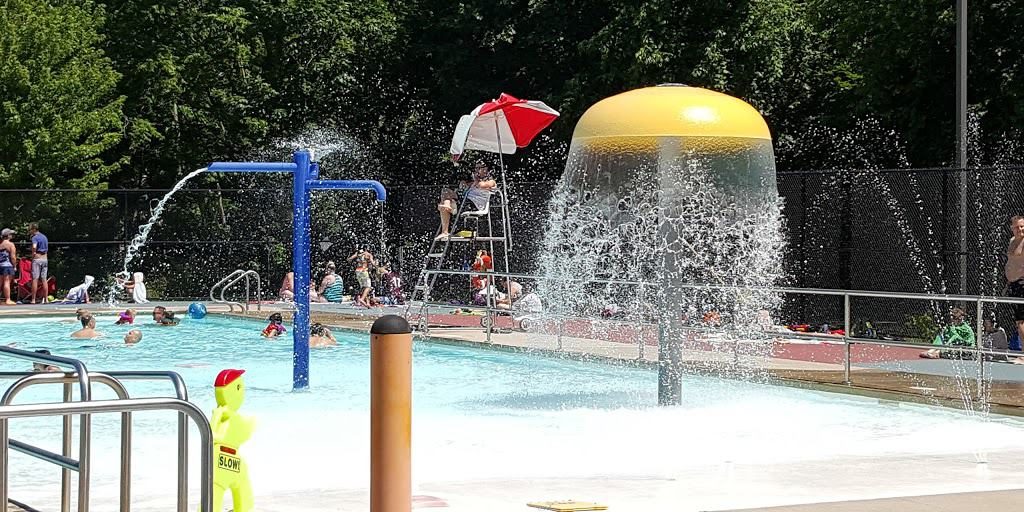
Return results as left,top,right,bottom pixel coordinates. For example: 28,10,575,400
2,314,1024,509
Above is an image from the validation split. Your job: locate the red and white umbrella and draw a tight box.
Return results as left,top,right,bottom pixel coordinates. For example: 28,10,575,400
450,93,559,161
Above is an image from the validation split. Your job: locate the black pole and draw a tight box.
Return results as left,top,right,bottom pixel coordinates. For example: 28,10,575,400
956,0,968,295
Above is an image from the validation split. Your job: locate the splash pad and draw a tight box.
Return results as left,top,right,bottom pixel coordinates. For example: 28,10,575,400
539,85,786,404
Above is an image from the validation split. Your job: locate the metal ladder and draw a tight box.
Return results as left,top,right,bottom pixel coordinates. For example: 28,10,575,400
210,269,262,313
405,185,513,334
0,346,213,512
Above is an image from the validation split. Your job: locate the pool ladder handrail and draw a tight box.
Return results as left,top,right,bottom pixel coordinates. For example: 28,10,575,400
0,347,212,512
210,269,262,313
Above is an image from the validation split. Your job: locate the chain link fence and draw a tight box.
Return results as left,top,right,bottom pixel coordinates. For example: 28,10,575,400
1,166,1019,335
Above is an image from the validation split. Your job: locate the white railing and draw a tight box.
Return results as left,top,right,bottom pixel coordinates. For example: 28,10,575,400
411,268,1024,402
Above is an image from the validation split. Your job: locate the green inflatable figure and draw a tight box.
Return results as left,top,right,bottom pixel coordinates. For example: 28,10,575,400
208,369,255,512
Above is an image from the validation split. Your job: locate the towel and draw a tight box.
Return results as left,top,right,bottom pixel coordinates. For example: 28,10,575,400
64,275,94,303
132,272,149,303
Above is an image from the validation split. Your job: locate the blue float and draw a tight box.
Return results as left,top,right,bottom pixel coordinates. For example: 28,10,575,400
207,150,386,390
188,302,208,319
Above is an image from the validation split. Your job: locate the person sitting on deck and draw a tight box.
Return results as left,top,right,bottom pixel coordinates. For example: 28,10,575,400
495,280,523,309
981,316,1009,362
920,307,975,359
116,272,149,303
279,272,295,301
378,266,405,305
435,161,497,240
318,261,344,303
60,275,94,304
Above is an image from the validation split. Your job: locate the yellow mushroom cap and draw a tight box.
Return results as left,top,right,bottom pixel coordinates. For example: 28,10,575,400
571,85,771,145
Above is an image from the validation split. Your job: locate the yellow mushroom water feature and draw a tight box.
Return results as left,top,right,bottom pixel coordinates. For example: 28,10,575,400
538,85,786,404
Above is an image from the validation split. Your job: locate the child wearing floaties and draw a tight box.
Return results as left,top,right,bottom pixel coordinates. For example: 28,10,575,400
262,313,286,338
115,309,136,325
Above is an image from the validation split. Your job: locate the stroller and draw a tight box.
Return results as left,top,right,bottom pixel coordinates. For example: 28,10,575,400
16,258,56,303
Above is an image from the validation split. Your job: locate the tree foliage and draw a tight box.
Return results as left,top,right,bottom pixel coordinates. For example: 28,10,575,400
0,0,124,189
1,0,1021,187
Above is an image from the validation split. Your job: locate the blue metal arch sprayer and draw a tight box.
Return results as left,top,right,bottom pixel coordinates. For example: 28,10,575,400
207,150,387,389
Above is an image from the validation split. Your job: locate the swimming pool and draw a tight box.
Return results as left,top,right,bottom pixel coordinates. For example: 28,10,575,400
3,313,1024,510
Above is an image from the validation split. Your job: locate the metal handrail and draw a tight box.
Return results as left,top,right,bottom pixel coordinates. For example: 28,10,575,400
0,398,213,512
210,269,244,301
100,371,189,512
411,269,1024,402
210,270,245,312
1,372,130,512
417,268,1024,306
0,370,194,512
211,269,261,313
221,270,261,313
0,347,91,401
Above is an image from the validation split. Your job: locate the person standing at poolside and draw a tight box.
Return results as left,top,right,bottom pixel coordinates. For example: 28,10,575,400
348,248,376,307
0,228,17,305
1006,216,1024,344
28,223,48,304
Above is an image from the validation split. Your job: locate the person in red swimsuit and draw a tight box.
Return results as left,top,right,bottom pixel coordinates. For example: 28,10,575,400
470,250,492,291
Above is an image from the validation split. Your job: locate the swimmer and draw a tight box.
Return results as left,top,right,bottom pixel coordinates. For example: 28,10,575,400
262,313,286,338
61,308,89,324
152,306,179,326
309,323,337,347
115,309,136,325
123,329,143,345
32,349,60,372
71,314,101,339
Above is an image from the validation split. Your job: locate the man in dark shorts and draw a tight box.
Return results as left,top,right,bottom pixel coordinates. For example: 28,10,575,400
1005,216,1024,343
28,222,48,304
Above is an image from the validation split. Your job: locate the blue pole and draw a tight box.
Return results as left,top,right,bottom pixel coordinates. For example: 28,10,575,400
307,179,387,201
292,150,312,390
206,162,298,173
207,152,387,391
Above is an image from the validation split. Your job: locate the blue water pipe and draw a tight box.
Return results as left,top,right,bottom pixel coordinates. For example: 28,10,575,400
208,149,387,390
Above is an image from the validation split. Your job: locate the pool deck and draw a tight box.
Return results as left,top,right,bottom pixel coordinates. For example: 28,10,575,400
7,301,1024,511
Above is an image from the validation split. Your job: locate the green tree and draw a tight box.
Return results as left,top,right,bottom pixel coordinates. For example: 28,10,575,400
102,0,276,186
0,0,124,189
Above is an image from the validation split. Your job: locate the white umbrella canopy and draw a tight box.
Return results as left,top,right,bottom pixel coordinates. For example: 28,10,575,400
449,93,560,161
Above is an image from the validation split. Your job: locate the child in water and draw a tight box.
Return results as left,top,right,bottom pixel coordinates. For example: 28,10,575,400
262,313,286,338
115,309,136,325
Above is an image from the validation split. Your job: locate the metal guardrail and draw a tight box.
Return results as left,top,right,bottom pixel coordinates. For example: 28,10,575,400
0,348,209,512
101,371,190,512
210,269,262,313
0,373,130,512
414,269,1024,402
0,398,213,512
